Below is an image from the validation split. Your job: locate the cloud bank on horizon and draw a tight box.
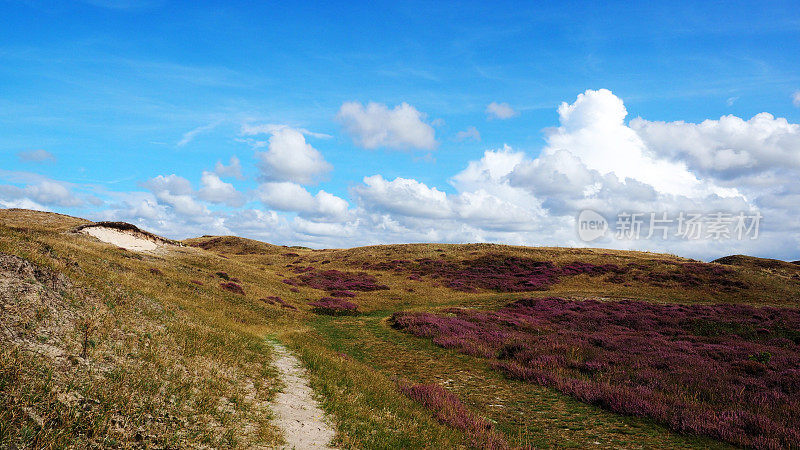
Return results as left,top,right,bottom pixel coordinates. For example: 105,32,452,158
2,1,799,261
3,89,800,261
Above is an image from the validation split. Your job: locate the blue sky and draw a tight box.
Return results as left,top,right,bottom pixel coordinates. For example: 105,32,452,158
2,1,800,259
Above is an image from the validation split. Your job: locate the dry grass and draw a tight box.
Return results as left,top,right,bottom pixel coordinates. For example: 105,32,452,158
1,214,285,447
2,209,798,448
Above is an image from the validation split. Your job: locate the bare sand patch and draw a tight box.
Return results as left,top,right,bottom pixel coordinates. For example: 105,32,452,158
81,227,161,252
76,222,175,253
270,342,336,449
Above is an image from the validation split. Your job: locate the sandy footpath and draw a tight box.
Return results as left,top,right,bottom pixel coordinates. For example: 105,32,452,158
270,342,336,449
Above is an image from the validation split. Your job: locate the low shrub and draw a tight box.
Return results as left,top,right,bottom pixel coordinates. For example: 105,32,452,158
329,290,356,298
283,269,389,294
366,255,622,292
398,381,509,449
260,295,297,310
308,297,359,315
219,282,244,295
391,298,800,448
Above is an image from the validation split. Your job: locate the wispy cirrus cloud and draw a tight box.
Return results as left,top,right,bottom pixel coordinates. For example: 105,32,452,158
486,102,518,120
240,123,332,139
17,149,56,163
177,120,223,146
455,126,481,142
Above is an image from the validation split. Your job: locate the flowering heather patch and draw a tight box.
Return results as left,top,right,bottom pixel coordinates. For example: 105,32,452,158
260,295,297,310
190,279,203,286
219,281,245,295
398,381,509,449
148,267,162,275
283,269,389,294
366,255,622,292
308,297,359,315
329,290,356,297
391,298,800,448
215,271,230,280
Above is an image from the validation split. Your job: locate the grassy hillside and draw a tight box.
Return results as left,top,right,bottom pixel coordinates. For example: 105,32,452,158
2,208,799,448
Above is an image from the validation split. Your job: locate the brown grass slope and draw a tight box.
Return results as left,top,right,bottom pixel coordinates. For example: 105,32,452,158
0,210,465,448
1,211,290,448
2,208,800,448
183,235,287,255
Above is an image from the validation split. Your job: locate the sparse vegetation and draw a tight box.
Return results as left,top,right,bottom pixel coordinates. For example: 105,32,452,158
2,208,800,448
260,296,297,311
220,281,245,295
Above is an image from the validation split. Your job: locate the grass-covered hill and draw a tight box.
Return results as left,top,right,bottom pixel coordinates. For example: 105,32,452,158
2,208,799,448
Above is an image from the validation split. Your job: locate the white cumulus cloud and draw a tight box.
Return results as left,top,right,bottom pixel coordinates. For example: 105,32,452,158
353,175,452,219
214,156,243,179
0,180,84,208
336,101,436,150
255,127,332,184
257,182,348,221
141,174,208,218
545,89,738,198
12,89,800,261
632,112,800,179
198,171,244,206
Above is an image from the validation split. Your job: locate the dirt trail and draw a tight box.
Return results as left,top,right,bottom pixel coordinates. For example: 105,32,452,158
270,342,336,449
